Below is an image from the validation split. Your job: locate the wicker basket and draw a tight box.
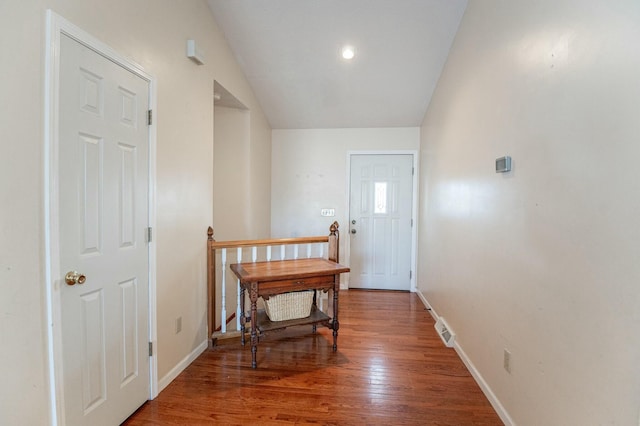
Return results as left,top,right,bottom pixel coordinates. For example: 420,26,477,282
263,290,314,322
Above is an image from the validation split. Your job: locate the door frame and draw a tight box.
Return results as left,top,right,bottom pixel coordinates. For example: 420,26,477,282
44,11,158,425
345,150,419,292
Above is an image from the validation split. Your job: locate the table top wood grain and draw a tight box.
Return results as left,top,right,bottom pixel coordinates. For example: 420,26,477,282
229,258,350,283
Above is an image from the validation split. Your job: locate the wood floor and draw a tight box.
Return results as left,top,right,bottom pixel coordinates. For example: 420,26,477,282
124,290,502,425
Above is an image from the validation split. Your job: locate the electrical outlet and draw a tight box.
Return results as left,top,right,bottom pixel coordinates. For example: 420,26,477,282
503,348,512,373
175,316,182,334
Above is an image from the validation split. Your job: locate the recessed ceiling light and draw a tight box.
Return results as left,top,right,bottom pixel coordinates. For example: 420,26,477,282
341,45,355,60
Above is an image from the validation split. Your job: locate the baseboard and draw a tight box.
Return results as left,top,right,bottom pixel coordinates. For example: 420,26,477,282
453,342,514,426
415,291,514,426
158,339,208,393
415,289,438,321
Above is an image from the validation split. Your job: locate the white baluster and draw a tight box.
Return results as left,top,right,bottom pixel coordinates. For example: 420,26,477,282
221,249,227,334
319,243,325,259
306,243,312,258
252,246,257,262
266,246,272,261
280,245,285,260
293,244,299,259
236,247,242,331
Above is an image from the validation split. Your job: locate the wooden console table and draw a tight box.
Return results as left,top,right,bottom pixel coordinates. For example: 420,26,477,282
230,258,350,368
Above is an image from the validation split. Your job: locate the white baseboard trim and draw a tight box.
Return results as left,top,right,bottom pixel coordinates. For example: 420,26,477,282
158,339,208,393
415,289,438,321
453,341,514,426
415,291,514,426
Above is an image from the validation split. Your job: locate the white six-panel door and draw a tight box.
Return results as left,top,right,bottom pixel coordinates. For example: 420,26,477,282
58,33,150,425
349,154,413,290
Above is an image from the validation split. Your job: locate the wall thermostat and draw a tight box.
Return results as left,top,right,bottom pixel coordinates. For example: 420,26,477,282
495,156,512,173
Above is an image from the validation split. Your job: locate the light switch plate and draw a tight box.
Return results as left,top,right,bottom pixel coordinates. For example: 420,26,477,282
320,208,335,217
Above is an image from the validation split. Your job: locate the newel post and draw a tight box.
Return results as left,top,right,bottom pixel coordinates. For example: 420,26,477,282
327,221,340,320
207,227,216,345
328,221,339,263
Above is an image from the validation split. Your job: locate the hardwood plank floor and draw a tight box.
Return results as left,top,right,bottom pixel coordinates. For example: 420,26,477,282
124,290,502,425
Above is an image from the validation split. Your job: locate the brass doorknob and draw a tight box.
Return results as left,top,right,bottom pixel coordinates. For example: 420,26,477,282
65,271,86,285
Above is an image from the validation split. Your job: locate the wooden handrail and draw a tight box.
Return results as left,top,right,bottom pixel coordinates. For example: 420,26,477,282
208,234,329,249
207,222,340,343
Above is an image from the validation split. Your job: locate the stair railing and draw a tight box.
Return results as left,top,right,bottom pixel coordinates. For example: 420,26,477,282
206,222,339,342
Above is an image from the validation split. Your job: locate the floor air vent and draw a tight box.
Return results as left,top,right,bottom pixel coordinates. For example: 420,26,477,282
434,317,456,347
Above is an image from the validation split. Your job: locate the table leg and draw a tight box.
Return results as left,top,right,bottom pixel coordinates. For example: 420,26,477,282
250,282,258,369
312,290,317,334
332,280,339,351
240,287,246,346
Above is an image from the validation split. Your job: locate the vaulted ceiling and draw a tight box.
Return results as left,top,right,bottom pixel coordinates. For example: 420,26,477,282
207,0,467,129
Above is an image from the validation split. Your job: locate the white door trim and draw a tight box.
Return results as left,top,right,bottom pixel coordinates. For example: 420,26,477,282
345,150,419,292
44,10,158,425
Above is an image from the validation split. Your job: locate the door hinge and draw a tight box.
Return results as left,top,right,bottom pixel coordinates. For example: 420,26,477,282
147,227,153,243
412,167,414,176
147,109,153,125
409,270,412,279
149,342,153,356
411,218,413,227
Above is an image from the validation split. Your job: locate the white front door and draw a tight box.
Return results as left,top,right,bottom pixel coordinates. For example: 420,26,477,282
58,33,150,425
349,154,413,290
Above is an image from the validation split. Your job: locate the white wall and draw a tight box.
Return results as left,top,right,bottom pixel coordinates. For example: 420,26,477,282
0,1,270,424
272,128,419,278
213,106,251,240
419,1,640,424
213,105,271,242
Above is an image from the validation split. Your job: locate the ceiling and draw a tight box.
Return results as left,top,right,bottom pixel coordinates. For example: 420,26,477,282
207,0,467,129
